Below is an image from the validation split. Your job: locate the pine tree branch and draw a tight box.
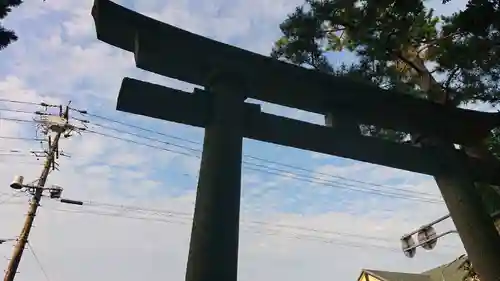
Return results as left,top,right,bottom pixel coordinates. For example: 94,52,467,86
0,25,18,50
443,67,460,99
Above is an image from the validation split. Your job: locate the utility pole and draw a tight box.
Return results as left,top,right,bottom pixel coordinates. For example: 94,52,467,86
3,104,71,281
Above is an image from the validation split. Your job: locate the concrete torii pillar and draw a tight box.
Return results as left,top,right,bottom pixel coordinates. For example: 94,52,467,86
186,74,246,281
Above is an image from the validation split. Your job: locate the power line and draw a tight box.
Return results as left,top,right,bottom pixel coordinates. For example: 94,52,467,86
0,98,451,198
0,105,438,199
78,120,442,201
40,205,455,255
77,109,436,196
72,108,199,145
0,112,445,203
0,136,45,142
80,128,441,203
84,129,443,204
0,191,26,205
73,199,393,242
0,192,454,250
91,120,441,200
0,117,36,124
0,108,36,115
0,99,39,106
39,207,404,252
90,122,199,154
27,242,51,281
86,129,196,158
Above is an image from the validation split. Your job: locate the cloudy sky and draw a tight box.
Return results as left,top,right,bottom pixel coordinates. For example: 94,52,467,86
0,0,474,281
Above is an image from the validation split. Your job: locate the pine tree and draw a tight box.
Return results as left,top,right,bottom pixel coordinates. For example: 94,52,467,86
0,0,23,50
272,1,500,279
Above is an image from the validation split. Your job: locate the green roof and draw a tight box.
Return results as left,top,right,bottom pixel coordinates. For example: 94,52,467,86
365,269,431,281
361,255,469,281
422,255,469,281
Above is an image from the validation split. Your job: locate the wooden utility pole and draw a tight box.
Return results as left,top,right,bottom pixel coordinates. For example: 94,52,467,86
3,105,69,281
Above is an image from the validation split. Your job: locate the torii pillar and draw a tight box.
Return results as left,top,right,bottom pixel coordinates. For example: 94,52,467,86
186,75,246,281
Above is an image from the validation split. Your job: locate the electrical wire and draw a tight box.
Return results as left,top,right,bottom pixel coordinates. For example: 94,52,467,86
0,103,436,199
27,242,51,281
41,205,455,256
74,108,199,144
0,99,40,106
0,117,36,124
0,108,36,115
0,191,27,205
75,199,393,242
0,136,45,142
82,124,437,201
0,194,455,251
86,129,196,158
82,199,458,249
41,207,401,252
90,122,200,154
81,110,438,197
85,129,443,204
90,120,441,200
0,116,445,204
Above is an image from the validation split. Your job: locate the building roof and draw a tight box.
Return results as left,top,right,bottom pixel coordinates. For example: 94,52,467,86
422,255,469,281
364,269,431,281
359,255,469,281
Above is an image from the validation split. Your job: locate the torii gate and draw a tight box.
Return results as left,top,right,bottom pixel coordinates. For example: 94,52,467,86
91,1,500,280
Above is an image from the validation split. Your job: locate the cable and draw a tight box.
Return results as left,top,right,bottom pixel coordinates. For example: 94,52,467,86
85,129,443,204
66,199,455,249
0,99,39,106
0,136,45,141
0,113,439,200
78,109,435,196
86,129,197,159
77,199,394,242
0,191,28,205
0,115,445,203
41,207,400,251
90,122,199,154
0,153,32,156
72,108,199,145
27,242,51,281
84,128,445,203
0,117,36,124
91,120,441,199
41,205,454,255
0,108,36,115
81,112,441,198
0,99,461,198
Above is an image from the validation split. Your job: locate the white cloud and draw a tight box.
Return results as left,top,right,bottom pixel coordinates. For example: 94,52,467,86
0,1,473,281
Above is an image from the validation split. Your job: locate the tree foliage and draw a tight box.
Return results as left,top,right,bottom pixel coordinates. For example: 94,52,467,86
460,257,480,281
274,0,500,105
0,0,23,50
272,0,500,106
272,0,500,152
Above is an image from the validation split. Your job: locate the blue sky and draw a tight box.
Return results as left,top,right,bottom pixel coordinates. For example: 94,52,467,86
0,1,474,281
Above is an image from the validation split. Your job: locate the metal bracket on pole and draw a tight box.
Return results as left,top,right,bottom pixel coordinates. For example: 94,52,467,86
400,214,458,258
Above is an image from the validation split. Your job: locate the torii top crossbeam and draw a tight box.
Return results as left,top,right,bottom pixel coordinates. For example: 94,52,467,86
91,0,499,146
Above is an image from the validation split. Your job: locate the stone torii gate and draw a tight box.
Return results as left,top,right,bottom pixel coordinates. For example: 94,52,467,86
91,1,500,280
